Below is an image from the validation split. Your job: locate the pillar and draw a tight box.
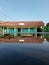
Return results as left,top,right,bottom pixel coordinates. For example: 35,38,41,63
41,26,44,38
7,27,9,33
3,27,4,37
14,27,16,37
28,28,30,36
21,28,22,36
35,27,37,37
28,28,30,33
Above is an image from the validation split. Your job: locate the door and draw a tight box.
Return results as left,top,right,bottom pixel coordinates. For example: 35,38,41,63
18,28,21,36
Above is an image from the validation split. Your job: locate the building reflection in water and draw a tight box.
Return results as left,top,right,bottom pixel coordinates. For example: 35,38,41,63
46,38,49,42
0,35,49,43
44,34,49,42
0,36,44,43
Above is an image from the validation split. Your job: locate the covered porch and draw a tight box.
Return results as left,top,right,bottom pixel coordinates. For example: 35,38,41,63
0,26,43,38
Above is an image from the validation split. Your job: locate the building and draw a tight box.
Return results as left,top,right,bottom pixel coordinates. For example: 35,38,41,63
0,21,44,38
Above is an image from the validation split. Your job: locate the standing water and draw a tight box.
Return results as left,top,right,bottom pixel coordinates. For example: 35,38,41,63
0,35,49,65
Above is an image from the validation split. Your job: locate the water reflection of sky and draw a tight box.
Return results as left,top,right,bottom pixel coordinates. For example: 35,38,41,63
0,40,49,65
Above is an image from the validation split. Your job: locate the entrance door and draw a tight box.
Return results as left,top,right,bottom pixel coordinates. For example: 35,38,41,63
18,28,21,36
37,28,42,36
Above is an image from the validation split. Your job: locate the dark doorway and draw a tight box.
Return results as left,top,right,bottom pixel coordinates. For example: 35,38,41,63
37,28,42,36
18,28,21,36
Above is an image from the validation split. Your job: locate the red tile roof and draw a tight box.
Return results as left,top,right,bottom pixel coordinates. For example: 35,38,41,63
0,21,44,27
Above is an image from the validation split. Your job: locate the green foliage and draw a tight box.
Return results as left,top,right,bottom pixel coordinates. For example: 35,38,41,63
44,34,49,39
43,26,49,32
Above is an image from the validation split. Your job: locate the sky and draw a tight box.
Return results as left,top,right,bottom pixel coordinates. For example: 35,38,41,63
0,0,49,23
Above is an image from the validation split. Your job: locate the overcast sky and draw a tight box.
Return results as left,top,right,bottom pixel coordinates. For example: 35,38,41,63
0,0,49,23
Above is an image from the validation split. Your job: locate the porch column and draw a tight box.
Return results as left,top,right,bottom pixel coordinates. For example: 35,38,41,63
14,27,16,37
3,27,4,37
35,27,37,37
40,26,44,38
28,28,30,33
21,28,22,36
7,27,9,33
28,28,30,36
42,26,44,38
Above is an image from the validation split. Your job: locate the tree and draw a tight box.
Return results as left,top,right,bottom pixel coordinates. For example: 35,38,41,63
46,23,49,32
46,23,49,26
44,22,49,39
